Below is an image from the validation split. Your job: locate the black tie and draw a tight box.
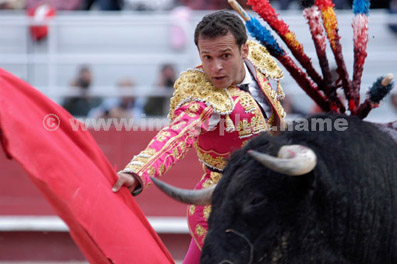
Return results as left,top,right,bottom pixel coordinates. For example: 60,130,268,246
238,84,250,92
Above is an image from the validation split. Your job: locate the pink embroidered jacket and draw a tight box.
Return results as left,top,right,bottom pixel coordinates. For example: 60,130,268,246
122,41,286,249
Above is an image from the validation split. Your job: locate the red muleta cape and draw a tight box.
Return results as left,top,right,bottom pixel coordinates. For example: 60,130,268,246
0,68,174,264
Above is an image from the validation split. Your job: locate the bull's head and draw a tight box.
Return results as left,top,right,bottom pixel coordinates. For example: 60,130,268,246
151,143,317,263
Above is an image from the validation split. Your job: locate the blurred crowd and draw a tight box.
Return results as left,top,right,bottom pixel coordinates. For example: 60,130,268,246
62,64,177,118
0,0,395,11
0,0,246,11
59,64,397,120
1,0,396,120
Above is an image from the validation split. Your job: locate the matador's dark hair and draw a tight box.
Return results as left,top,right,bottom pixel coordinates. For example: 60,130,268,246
194,11,248,48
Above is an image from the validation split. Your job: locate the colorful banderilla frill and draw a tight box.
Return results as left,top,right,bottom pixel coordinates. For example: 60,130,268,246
352,0,370,107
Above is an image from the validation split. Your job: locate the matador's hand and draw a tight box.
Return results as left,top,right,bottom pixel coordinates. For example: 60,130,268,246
112,171,139,193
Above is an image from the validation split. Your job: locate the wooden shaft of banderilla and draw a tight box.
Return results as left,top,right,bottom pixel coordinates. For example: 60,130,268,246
228,0,251,22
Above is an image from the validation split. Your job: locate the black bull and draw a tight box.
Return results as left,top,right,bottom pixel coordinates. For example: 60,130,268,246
154,114,397,264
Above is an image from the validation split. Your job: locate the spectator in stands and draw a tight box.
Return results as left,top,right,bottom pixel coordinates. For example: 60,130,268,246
178,0,248,10
277,0,352,10
366,0,391,9
88,78,143,120
177,0,206,10
26,0,81,10
277,0,296,10
331,0,393,9
62,65,102,117
0,0,24,9
124,0,175,10
389,0,397,33
332,0,351,9
144,64,176,116
206,0,232,10
81,0,123,10
157,64,177,88
169,6,192,50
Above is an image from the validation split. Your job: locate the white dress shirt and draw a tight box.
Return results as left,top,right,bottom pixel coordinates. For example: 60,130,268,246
238,63,271,118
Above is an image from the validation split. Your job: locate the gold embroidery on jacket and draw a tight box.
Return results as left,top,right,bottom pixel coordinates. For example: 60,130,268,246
247,40,283,81
237,119,251,138
158,164,165,175
239,94,257,113
241,139,250,147
172,147,180,159
141,148,157,156
169,71,234,119
156,131,171,142
194,143,228,171
251,111,268,133
229,88,257,113
189,205,196,216
210,171,222,183
195,224,207,237
186,102,201,117
202,178,216,189
200,171,221,190
123,164,143,173
147,166,156,177
124,147,158,173
132,156,149,164
255,74,286,126
203,205,212,221
235,108,268,138
171,121,186,131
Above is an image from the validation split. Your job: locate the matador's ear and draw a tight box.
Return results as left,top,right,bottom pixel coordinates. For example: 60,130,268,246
241,42,249,60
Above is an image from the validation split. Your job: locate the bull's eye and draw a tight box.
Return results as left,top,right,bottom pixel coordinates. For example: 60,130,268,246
249,196,266,206
244,195,267,211
242,195,268,218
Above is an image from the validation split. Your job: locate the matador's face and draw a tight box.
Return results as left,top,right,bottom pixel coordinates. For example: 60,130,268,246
197,32,248,89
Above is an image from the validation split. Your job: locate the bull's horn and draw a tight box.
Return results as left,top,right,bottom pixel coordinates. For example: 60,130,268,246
248,145,317,176
150,177,215,205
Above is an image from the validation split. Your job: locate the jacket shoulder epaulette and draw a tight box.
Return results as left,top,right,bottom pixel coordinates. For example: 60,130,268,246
169,69,234,119
246,40,283,81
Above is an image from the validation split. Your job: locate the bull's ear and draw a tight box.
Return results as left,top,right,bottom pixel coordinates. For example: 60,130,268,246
248,145,317,176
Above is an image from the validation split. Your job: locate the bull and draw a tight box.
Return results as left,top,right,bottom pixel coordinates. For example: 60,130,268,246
152,114,397,264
